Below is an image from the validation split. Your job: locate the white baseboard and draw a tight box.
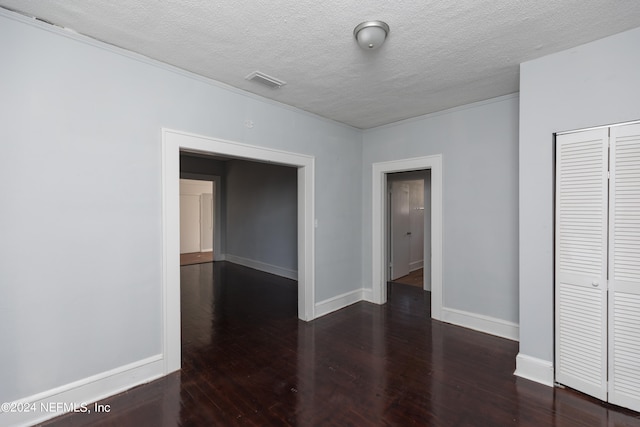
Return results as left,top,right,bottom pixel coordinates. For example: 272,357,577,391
224,254,297,280
409,260,423,271
441,307,519,341
315,289,366,318
514,353,554,387
1,355,164,427
362,288,374,303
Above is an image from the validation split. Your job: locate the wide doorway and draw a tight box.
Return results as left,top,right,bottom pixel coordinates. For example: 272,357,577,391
162,129,316,374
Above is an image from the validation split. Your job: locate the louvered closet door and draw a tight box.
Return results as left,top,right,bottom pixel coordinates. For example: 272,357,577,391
555,128,609,400
609,123,640,412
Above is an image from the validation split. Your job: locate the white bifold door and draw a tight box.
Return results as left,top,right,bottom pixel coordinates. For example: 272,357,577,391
555,122,640,412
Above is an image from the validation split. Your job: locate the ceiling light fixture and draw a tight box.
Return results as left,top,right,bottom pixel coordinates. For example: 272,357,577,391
353,20,390,50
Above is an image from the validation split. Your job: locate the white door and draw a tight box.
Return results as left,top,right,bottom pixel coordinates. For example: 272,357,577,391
200,193,213,252
608,123,640,412
391,181,411,280
555,128,609,400
180,194,200,254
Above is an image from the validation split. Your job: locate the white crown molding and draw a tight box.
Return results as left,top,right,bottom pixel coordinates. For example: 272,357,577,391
0,7,359,132
364,93,519,133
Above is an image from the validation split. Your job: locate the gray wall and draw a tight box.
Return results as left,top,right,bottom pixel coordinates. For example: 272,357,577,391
180,155,299,272
519,27,640,362
0,11,362,403
225,160,298,272
362,95,520,323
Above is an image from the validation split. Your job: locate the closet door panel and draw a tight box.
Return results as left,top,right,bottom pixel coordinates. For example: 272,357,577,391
555,129,609,400
609,123,640,412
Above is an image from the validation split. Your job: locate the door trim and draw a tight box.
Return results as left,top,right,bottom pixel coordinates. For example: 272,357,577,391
372,155,443,320
162,128,316,374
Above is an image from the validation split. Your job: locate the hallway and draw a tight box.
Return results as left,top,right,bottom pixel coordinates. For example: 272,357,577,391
391,268,424,287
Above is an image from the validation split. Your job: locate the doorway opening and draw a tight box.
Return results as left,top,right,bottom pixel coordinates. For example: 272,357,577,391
161,129,315,375
179,178,214,266
387,170,431,290
372,155,443,320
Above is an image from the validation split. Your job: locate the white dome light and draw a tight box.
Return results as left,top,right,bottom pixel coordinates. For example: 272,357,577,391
354,21,390,50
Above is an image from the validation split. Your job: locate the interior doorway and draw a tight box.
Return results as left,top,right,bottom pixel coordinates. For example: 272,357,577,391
372,155,443,320
387,171,431,289
162,128,316,375
179,179,214,266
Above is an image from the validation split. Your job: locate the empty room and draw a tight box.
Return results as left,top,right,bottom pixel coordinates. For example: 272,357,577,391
1,1,640,426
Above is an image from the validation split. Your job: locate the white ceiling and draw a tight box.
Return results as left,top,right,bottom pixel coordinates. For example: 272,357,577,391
3,1,640,129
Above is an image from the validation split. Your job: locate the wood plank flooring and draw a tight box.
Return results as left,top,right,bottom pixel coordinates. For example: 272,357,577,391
41,262,640,426
180,251,214,266
392,268,424,287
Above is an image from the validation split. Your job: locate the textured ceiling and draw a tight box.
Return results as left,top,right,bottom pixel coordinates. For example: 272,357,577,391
3,1,640,129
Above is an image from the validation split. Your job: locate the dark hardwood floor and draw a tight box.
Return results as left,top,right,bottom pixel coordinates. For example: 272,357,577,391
180,251,214,266
41,262,640,426
391,268,424,287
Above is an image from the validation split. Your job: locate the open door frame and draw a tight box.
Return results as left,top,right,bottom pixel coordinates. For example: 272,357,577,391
161,128,316,375
372,155,443,320
181,173,223,261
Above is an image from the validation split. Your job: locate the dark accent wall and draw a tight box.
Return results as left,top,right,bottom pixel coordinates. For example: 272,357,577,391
180,154,226,176
225,160,297,273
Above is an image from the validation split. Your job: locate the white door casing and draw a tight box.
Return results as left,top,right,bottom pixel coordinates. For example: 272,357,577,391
372,155,443,320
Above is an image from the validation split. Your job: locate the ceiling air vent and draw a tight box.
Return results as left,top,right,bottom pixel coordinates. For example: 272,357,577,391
245,71,286,89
